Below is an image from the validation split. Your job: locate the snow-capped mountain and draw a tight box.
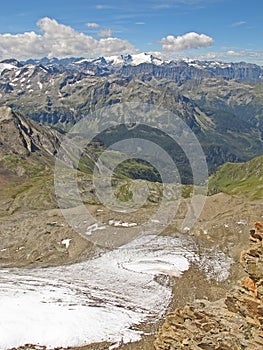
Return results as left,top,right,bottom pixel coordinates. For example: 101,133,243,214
0,59,23,74
74,52,165,67
0,63,17,74
104,52,165,66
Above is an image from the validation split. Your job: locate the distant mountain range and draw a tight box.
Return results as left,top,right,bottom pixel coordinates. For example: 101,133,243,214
1,53,262,82
0,53,262,180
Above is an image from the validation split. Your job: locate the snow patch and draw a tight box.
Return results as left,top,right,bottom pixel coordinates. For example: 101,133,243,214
236,220,247,225
0,63,16,74
109,220,137,227
86,223,106,235
75,58,94,64
104,53,164,66
151,219,160,223
61,239,72,249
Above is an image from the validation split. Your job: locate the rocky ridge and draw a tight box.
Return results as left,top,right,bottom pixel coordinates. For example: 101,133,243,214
154,222,263,349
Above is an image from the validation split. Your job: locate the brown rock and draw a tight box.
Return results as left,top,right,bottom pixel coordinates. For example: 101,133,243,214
155,223,263,350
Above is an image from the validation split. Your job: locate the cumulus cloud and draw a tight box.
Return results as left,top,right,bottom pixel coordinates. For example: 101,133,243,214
0,17,135,60
87,22,100,28
161,32,214,52
98,28,113,38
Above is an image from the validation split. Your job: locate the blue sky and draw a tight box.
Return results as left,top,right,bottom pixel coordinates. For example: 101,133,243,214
0,0,262,64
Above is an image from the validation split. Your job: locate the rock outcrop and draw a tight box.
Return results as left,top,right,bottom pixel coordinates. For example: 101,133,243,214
0,106,60,157
154,222,263,349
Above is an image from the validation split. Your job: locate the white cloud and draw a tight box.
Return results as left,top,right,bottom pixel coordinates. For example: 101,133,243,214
151,0,214,9
230,21,246,27
226,50,263,58
87,22,100,28
161,32,214,52
135,22,145,25
0,17,136,60
227,50,243,56
98,28,113,38
96,4,113,9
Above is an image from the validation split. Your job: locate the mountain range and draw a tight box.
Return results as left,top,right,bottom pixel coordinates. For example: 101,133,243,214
0,53,262,180
1,52,263,81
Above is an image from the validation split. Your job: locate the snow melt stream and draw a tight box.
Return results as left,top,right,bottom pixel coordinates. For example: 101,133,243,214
0,234,231,349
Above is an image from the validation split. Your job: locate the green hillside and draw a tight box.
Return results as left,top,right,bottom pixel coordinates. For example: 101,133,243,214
209,155,263,200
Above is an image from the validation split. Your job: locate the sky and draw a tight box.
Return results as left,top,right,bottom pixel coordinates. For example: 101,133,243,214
0,0,262,64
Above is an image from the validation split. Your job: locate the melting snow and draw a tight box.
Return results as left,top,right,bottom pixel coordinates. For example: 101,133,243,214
109,220,137,227
86,223,106,235
0,234,232,349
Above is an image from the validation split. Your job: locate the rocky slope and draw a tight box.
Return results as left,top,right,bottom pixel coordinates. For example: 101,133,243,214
0,106,57,210
0,105,61,212
154,222,263,349
0,105,60,157
0,106,96,267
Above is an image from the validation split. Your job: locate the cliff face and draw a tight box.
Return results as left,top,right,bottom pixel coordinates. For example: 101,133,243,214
154,223,263,349
120,61,263,83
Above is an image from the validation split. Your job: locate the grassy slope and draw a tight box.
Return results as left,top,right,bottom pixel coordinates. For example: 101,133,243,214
209,155,263,200
0,153,59,213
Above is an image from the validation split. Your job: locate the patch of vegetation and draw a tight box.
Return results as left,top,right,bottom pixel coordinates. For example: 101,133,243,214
113,159,162,182
114,183,133,202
